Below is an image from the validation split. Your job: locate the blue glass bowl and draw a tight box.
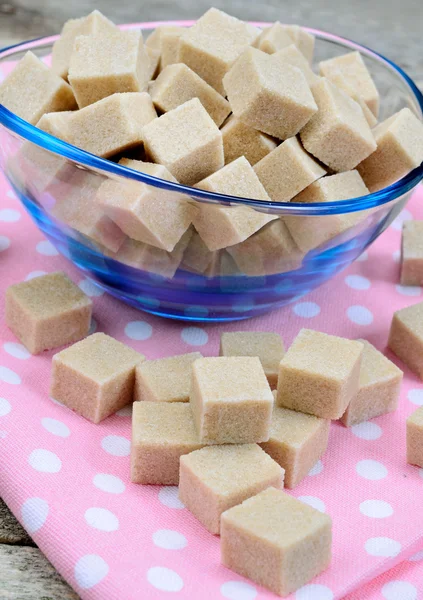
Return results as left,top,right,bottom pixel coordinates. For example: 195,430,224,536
1,21,422,321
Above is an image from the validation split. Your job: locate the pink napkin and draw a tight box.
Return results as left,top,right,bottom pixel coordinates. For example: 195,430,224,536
1,171,422,599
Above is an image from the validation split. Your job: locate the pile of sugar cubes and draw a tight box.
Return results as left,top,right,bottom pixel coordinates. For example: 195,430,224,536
9,267,423,596
2,8,423,280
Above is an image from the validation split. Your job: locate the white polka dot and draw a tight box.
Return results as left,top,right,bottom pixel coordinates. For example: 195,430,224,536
0,208,20,222
351,421,382,440
0,430,7,439
115,405,132,417
28,449,62,473
382,581,417,600
390,209,412,231
0,235,11,252
232,298,255,313
296,584,334,600
153,529,187,550
36,240,58,256
158,486,185,509
41,417,70,438
84,507,119,532
347,305,374,325
0,397,11,417
409,549,423,561
3,342,31,360
74,554,109,589
407,389,423,405
0,366,21,385
221,581,258,600
147,566,184,592
345,275,371,290
356,251,368,262
365,537,402,557
308,460,323,476
298,496,326,512
6,189,16,199
25,270,47,281
396,284,421,296
392,249,401,263
21,497,49,534
420,468,423,480
88,319,97,335
181,326,208,346
101,435,130,457
356,459,387,480
293,301,321,318
360,499,393,518
93,473,125,495
78,278,104,297
124,321,152,341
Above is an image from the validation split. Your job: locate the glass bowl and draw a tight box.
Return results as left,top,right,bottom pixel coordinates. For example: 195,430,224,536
1,21,422,322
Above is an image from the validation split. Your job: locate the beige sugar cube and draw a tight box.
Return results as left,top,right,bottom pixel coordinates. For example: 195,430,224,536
150,64,231,126
66,92,157,158
300,78,376,171
388,302,423,379
319,51,379,116
179,8,260,95
181,230,221,276
254,137,326,202
221,487,332,596
180,444,284,534
221,115,277,166
273,45,319,86
50,333,144,423
223,48,317,140
193,156,276,251
190,356,274,444
68,29,150,108
261,398,330,488
131,401,204,484
5,272,92,355
143,98,224,185
146,47,161,80
358,108,423,192
220,332,285,389
407,407,423,468
51,10,117,80
285,170,370,253
401,221,423,286
227,219,303,276
255,22,296,54
134,352,202,403
36,111,74,140
277,329,363,419
96,159,196,251
0,51,77,125
160,28,184,69
341,340,402,427
283,25,315,63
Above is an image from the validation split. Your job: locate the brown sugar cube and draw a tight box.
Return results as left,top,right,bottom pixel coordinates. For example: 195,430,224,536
401,221,423,286
282,25,315,63
341,340,402,427
277,329,363,419
160,28,184,69
179,8,260,95
221,115,277,166
407,407,423,468
68,29,150,108
319,51,379,116
181,230,221,275
221,487,332,596
134,352,202,403
131,401,203,484
220,332,285,389
50,333,144,424
255,22,296,54
146,47,161,80
96,159,196,251
261,398,330,488
388,301,423,379
51,10,117,80
150,64,231,127
223,48,317,140
66,92,157,158
190,356,274,444
273,45,319,86
142,98,224,185
36,111,74,140
0,51,77,125
5,272,92,355
227,219,303,276
357,108,423,192
285,170,369,253
254,137,326,202
300,78,376,172
180,444,284,534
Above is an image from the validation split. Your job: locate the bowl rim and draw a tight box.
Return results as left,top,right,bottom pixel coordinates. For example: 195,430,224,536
0,19,422,216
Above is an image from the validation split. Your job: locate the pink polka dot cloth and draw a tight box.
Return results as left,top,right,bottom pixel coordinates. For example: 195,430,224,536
1,170,423,600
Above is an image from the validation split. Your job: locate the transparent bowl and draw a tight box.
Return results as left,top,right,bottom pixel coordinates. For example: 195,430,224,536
1,21,422,322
